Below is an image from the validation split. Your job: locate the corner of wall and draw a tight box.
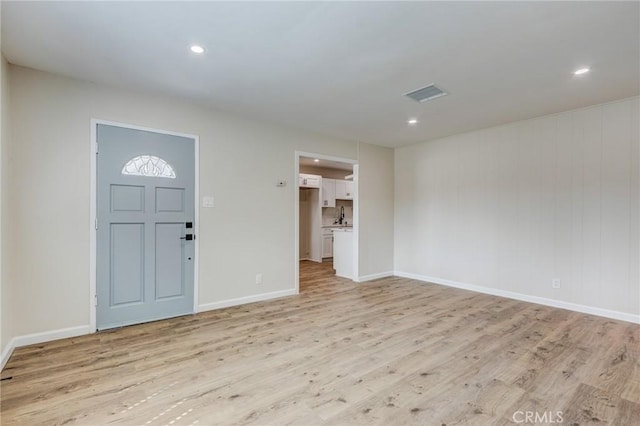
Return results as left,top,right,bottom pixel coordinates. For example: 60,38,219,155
1,54,14,369
357,142,395,279
0,1,4,365
0,52,4,367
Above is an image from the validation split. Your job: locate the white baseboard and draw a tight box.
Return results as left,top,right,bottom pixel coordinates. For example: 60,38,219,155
394,271,640,325
198,288,298,312
355,271,394,283
1,325,92,371
335,273,352,280
2,289,299,370
1,340,15,371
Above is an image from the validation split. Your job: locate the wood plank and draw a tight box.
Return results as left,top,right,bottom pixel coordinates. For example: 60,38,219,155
0,260,638,425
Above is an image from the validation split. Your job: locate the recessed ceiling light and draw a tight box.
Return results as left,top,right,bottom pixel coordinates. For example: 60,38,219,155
190,45,205,54
314,159,320,163
574,67,590,75
407,118,418,125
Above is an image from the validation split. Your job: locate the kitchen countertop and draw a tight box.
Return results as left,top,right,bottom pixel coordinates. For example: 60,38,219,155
322,225,353,229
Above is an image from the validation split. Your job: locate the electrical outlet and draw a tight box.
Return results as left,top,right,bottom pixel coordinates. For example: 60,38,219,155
552,278,561,289
256,273,263,284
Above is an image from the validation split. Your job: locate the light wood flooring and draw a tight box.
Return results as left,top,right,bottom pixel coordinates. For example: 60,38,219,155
1,261,639,425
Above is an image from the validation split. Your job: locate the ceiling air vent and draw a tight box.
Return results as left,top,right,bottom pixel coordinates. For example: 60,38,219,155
405,84,448,103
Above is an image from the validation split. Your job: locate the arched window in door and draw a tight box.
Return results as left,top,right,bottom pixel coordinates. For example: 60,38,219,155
121,155,176,178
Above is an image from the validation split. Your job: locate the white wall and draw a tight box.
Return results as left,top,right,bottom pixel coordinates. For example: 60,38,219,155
0,51,11,356
0,3,14,360
358,143,394,280
0,55,9,354
395,97,640,318
5,65,368,340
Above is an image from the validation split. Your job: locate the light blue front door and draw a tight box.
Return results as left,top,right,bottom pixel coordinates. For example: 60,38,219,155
97,124,195,330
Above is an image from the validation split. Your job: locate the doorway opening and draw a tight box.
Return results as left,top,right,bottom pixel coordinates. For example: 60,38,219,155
294,152,358,293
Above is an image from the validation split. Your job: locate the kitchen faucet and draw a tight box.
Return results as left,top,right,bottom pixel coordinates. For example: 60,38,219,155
335,206,345,225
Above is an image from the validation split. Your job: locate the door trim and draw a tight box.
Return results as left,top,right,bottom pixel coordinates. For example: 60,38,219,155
90,119,200,331
294,151,358,294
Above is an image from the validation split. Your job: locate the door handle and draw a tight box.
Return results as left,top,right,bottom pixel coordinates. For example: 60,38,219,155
180,234,194,241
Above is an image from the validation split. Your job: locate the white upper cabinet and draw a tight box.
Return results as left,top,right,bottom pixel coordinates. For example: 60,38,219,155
299,173,322,188
335,179,354,200
345,181,354,199
322,178,336,207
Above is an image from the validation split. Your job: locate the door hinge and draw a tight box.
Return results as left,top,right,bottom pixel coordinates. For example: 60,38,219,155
95,218,98,230
94,294,98,307
96,141,99,154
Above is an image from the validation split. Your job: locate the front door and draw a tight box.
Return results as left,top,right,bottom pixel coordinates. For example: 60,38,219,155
97,124,195,330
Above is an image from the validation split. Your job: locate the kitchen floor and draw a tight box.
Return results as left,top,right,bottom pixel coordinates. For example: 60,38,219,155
299,259,341,293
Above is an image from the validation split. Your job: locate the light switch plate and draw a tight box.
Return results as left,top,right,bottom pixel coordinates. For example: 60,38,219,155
202,196,214,208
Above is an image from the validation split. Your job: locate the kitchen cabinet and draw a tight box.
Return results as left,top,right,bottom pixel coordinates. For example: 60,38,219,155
322,228,333,258
322,178,336,207
335,180,354,200
333,228,353,279
299,173,321,188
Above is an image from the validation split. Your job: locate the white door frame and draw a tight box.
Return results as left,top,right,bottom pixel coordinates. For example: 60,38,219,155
90,119,200,331
294,151,358,293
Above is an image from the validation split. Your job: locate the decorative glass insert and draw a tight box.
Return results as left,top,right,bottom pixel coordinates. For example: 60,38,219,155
122,155,176,179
